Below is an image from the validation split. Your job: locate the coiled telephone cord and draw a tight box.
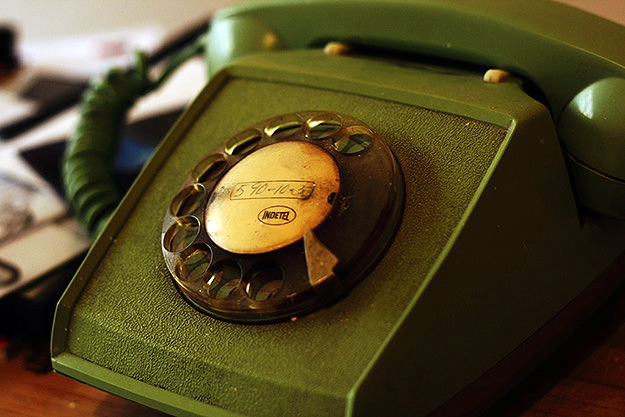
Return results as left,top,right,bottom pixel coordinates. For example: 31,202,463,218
63,37,204,238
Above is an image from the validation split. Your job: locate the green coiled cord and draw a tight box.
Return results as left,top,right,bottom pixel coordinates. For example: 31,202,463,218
63,38,205,238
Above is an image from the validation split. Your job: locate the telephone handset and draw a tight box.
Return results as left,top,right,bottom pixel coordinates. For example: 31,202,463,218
207,0,625,219
54,1,625,417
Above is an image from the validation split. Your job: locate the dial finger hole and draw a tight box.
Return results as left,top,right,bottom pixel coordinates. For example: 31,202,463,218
333,125,374,154
193,154,227,183
245,263,284,301
264,114,303,140
305,113,342,139
204,260,242,299
169,183,206,217
225,128,262,156
163,216,200,253
176,243,212,283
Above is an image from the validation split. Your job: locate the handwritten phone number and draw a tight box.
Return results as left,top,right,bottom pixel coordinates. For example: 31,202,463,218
230,181,315,200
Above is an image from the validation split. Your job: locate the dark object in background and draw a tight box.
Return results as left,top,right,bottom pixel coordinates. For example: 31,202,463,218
0,26,19,73
19,108,183,197
0,260,18,286
0,108,183,371
0,257,82,373
0,75,89,140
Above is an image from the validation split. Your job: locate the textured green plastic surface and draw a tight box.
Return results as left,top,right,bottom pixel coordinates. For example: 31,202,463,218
53,58,505,417
53,353,241,417
53,50,625,416
206,0,625,218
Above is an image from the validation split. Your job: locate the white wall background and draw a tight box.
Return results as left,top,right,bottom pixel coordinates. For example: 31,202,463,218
1,1,623,45
0,1,242,43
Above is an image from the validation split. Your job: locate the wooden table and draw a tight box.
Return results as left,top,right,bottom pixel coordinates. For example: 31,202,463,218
2,283,625,417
